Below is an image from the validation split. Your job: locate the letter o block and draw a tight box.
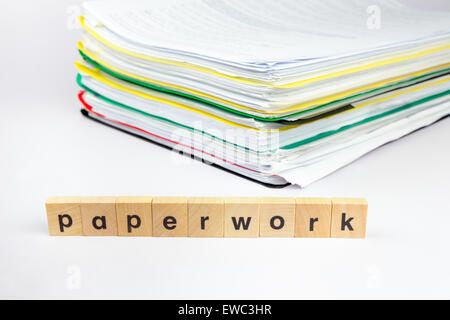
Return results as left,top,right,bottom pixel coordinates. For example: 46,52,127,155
260,198,295,237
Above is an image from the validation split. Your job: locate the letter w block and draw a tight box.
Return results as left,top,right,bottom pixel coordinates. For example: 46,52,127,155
224,197,260,237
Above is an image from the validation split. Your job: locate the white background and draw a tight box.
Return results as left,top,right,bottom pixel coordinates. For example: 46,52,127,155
0,0,449,299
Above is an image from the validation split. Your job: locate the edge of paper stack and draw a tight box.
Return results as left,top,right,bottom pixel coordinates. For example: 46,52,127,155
75,0,450,187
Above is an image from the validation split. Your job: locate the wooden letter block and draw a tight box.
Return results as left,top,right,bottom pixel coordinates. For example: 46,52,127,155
260,198,295,237
152,197,188,237
116,196,152,236
295,198,332,238
224,197,260,238
46,196,82,236
188,197,224,237
331,198,368,238
80,197,118,236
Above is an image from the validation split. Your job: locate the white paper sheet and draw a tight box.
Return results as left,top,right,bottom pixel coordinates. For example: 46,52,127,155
83,0,450,65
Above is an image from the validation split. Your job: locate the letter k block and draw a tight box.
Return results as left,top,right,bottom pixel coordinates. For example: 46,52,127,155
331,198,368,238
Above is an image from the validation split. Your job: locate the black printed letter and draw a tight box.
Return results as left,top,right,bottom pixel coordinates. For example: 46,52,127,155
127,215,141,233
58,214,73,232
232,217,252,230
163,216,177,230
92,216,107,230
309,217,319,232
341,213,354,231
270,216,285,230
200,216,209,230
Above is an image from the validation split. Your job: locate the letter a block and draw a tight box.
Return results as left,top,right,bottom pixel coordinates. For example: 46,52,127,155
152,197,188,237
116,196,153,236
46,196,82,236
188,197,224,237
81,197,118,236
224,197,260,237
331,198,368,238
295,198,332,238
260,198,295,237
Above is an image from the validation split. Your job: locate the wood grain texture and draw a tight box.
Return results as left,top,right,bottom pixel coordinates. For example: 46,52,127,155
188,197,224,237
224,197,260,237
46,196,82,236
260,198,295,237
80,197,118,236
295,198,332,238
46,196,368,238
152,197,188,237
116,196,152,236
331,198,368,238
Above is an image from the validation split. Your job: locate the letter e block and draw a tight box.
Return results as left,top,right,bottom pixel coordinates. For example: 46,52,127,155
116,196,152,236
260,198,295,237
46,196,82,236
188,197,224,237
295,198,332,238
331,198,368,238
224,197,259,237
152,197,188,237
81,197,118,236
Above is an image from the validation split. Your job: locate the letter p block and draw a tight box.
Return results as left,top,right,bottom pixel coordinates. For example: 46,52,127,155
46,196,82,236
116,196,153,236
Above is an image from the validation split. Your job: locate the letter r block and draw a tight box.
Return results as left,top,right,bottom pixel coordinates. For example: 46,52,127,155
331,198,368,238
80,197,118,236
260,198,295,237
224,197,260,237
116,196,153,236
152,197,188,237
295,198,332,238
46,196,82,236
188,197,224,237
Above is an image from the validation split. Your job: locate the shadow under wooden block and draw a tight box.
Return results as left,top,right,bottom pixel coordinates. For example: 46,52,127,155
116,196,152,236
46,196,82,236
188,197,224,237
331,198,368,238
224,197,260,237
295,198,332,238
260,198,295,237
152,197,188,237
80,197,118,236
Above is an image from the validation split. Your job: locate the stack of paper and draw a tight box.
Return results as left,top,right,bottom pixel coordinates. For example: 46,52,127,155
75,0,450,187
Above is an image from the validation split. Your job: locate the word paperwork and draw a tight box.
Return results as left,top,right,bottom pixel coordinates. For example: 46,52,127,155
46,196,368,238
